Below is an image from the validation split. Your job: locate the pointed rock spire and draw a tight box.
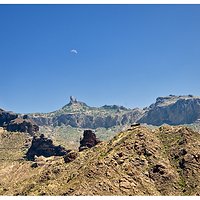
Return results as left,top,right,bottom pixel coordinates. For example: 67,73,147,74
70,96,77,104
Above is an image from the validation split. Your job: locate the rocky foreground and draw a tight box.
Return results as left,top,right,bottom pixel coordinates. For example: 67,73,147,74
0,125,199,195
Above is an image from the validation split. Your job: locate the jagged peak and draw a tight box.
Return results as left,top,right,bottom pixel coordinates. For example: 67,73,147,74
62,96,88,109
69,96,78,104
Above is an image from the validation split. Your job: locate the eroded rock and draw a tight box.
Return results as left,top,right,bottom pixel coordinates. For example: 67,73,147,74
26,134,69,161
79,130,100,151
64,151,78,163
6,118,39,135
0,109,18,127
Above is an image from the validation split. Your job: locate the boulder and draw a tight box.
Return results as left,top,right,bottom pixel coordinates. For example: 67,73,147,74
63,151,78,163
79,130,100,151
26,134,69,161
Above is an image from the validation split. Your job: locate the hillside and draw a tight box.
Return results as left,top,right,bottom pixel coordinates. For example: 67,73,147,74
0,125,199,195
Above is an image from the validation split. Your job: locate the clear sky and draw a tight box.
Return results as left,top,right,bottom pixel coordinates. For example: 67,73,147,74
0,4,200,113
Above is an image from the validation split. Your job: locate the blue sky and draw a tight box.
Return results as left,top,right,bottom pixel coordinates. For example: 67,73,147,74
0,4,200,113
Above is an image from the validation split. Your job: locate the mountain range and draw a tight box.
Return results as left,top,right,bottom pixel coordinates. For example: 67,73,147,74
26,95,200,128
0,94,200,195
1,95,200,149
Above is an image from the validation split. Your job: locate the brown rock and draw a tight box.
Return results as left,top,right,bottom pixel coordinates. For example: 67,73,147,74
79,130,100,151
26,134,69,161
64,151,78,163
119,179,131,189
6,118,39,135
0,109,18,127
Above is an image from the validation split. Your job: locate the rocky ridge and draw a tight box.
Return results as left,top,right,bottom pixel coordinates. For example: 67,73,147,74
0,109,39,135
0,109,18,127
2,95,200,151
2,95,200,132
28,96,143,128
28,95,200,130
138,95,200,125
0,125,199,195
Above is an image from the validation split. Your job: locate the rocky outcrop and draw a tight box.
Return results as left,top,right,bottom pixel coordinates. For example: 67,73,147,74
0,109,39,135
0,109,18,127
6,118,39,135
138,95,200,125
69,96,77,104
79,130,100,151
26,134,69,161
2,125,200,195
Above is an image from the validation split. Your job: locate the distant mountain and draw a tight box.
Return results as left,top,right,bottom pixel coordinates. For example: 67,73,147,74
1,96,200,195
138,95,200,125
28,96,144,129
28,95,200,129
1,94,200,143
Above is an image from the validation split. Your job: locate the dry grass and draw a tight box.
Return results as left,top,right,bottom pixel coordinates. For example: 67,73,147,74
0,125,199,196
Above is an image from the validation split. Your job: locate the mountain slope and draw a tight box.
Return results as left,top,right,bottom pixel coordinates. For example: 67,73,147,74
0,125,199,195
28,96,144,128
2,95,200,151
29,95,200,129
138,95,200,125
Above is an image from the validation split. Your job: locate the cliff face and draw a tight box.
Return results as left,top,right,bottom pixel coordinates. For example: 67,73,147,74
29,97,144,128
0,125,199,195
2,95,200,138
29,95,200,128
0,109,39,135
138,95,200,125
0,109,18,127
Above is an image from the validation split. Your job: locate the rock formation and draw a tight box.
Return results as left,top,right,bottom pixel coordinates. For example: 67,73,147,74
3,95,200,138
79,130,100,151
1,125,200,195
63,151,78,163
6,118,39,135
26,134,69,161
70,96,77,104
0,109,39,135
28,97,144,128
0,109,18,127
138,95,200,125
